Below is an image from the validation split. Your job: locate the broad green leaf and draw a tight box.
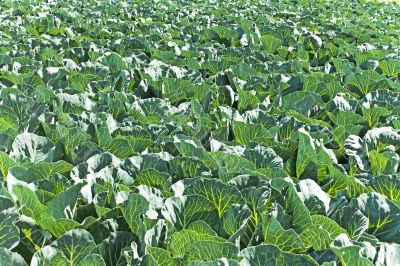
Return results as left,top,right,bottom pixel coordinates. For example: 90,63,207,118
334,205,369,239
238,90,260,113
106,137,153,159
10,133,62,163
170,229,225,257
379,59,400,77
346,72,388,96
362,107,391,128
352,192,400,242
311,215,348,239
271,179,312,232
31,246,68,266
262,214,306,253
50,229,97,265
296,129,334,179
326,166,371,198
38,217,80,238
145,247,177,266
42,183,83,220
281,92,323,117
210,152,257,174
184,240,238,262
119,193,148,237
0,151,16,177
24,161,73,179
366,175,400,204
78,254,106,266
327,111,366,127
0,196,19,249
101,52,127,73
232,121,271,145
369,150,399,176
221,204,252,237
162,195,218,230
244,144,283,169
0,222,19,249
13,185,45,221
239,244,318,266
304,34,323,51
135,169,172,192
261,35,282,53
297,179,331,215
98,232,135,266
331,246,374,266
185,178,245,218
299,226,331,251
0,248,27,266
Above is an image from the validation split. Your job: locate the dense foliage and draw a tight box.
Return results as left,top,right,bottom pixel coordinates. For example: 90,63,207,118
0,0,400,265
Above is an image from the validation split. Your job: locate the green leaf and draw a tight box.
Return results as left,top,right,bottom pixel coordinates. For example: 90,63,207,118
0,151,16,177
369,150,399,176
185,178,245,218
352,192,400,242
366,175,400,204
271,179,313,232
346,72,387,96
119,193,149,237
31,246,68,266
0,248,27,266
239,244,318,266
282,92,323,117
105,136,153,159
379,59,400,77
232,121,271,145
42,183,83,220
24,161,73,179
170,229,225,257
98,232,135,266
260,35,282,52
162,195,218,230
0,196,19,249
184,240,238,262
244,144,283,169
262,214,306,253
238,90,260,113
13,185,45,221
10,133,61,163
0,221,19,249
304,34,323,51
334,205,369,239
145,247,178,266
296,129,334,179
331,246,374,266
0,106,18,131
326,166,371,198
101,52,127,73
311,215,348,239
56,125,91,152
297,179,331,215
211,152,256,174
299,226,331,251
38,217,80,238
135,169,172,192
77,254,106,266
221,204,252,237
50,229,97,265
327,111,366,127
362,107,391,128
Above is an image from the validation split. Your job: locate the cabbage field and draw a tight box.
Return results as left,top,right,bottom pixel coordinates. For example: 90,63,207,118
1,0,400,265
